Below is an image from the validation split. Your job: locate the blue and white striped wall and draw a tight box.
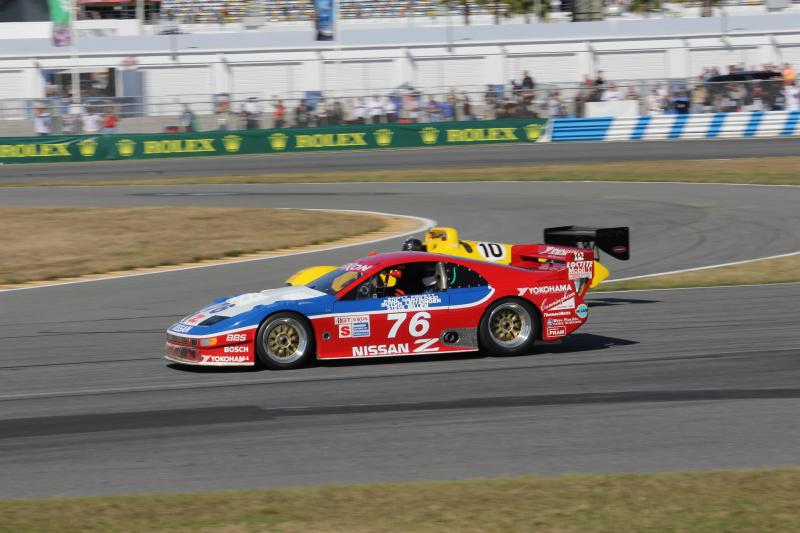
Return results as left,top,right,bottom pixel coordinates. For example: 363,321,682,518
548,110,800,142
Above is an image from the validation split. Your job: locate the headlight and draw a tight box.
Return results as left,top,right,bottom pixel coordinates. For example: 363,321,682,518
199,337,219,347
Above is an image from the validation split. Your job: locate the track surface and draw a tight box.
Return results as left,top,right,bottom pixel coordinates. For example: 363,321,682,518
1,179,799,498
0,137,798,183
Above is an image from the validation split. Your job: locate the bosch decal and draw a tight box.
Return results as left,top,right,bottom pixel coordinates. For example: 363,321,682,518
223,346,249,353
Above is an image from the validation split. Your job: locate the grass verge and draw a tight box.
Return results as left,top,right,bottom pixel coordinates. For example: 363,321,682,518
602,253,800,291
1,468,799,532
0,207,387,287
5,156,800,187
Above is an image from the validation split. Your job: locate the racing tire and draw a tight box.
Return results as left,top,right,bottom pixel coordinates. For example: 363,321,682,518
478,298,538,357
255,312,315,370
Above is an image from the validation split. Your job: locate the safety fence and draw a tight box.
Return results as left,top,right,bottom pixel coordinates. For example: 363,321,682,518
547,110,800,142
0,119,545,165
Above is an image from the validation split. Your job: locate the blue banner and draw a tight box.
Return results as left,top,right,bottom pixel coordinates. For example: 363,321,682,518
315,0,334,41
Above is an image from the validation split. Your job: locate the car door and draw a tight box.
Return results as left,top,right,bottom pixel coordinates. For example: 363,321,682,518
331,261,450,358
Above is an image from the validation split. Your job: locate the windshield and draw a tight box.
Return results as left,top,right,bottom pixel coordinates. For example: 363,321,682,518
307,264,369,295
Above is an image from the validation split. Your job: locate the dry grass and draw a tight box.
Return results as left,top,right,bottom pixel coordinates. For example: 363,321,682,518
4,156,800,187
0,207,385,286
603,253,800,291
1,468,800,532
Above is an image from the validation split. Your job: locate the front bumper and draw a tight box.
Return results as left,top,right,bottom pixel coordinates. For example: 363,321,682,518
165,331,255,366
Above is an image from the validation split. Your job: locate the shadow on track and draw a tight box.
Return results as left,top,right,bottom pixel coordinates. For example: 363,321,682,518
167,333,639,373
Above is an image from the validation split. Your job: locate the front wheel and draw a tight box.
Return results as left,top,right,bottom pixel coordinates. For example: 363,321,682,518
479,299,538,356
255,312,315,370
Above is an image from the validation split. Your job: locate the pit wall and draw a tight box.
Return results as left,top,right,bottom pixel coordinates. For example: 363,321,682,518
547,110,800,142
0,119,546,165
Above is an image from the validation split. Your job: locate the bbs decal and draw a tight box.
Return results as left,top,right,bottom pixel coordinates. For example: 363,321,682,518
477,242,506,260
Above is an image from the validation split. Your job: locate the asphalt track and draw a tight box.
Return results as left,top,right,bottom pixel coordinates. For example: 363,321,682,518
0,136,799,184
0,165,799,498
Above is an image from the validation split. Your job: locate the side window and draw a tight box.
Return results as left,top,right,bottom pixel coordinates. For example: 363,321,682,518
342,262,444,300
445,263,488,289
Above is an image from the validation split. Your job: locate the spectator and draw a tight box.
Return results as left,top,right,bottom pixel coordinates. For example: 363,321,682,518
34,106,52,136
353,99,367,124
440,95,455,121
342,99,355,124
746,85,766,112
785,80,800,110
384,96,397,123
783,63,796,86
367,95,384,124
461,94,473,120
62,110,78,134
295,100,310,127
316,98,328,126
602,82,621,101
521,71,535,91
425,96,441,122
83,108,102,133
546,90,565,118
646,89,663,115
181,104,195,132
244,97,261,129
331,100,343,125
624,86,639,101
273,99,286,128
594,70,605,86
672,92,689,114
215,98,230,130
690,84,707,114
103,109,118,133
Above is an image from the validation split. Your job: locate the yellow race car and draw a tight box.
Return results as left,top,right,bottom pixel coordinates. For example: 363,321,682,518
286,225,629,289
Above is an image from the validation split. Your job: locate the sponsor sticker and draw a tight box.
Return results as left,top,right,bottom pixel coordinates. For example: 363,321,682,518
547,326,567,337
381,294,442,311
518,284,572,296
201,354,248,363
548,316,582,326
226,333,247,342
223,345,249,353
576,303,589,319
172,323,192,333
568,260,594,280
351,339,439,357
543,310,572,318
542,292,575,311
337,315,371,338
342,262,372,273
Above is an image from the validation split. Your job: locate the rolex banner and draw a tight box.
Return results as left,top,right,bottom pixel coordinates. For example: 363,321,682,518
48,0,72,47
0,119,546,165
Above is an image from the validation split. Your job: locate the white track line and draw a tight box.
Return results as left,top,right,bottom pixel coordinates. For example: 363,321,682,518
609,250,800,283
0,209,436,294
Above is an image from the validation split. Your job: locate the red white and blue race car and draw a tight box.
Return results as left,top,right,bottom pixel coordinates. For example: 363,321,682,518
165,246,597,369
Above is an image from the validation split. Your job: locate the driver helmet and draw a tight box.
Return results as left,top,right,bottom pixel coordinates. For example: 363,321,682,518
401,238,425,252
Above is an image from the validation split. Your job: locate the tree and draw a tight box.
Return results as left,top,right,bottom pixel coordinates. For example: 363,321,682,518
700,0,723,17
626,0,662,14
506,0,550,23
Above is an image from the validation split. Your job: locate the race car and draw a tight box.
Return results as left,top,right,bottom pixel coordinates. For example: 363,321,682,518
285,225,629,289
166,247,597,369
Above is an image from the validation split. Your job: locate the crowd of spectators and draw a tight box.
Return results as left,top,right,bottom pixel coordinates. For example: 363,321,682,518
148,0,490,24
570,63,799,117
28,64,800,135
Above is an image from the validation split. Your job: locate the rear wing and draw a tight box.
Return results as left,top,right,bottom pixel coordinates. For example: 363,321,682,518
544,226,629,261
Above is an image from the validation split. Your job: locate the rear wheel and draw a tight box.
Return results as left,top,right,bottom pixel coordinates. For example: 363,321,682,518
479,299,538,356
255,312,315,370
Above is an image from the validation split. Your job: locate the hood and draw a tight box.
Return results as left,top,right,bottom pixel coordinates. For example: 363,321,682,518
182,285,327,325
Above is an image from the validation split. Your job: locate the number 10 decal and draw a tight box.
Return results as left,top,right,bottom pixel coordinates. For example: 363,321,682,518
477,242,506,260
387,311,431,338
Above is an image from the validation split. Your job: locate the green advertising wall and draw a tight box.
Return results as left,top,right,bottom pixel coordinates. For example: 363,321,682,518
0,119,546,165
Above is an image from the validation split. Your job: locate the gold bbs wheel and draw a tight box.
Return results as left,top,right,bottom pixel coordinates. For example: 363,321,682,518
487,302,533,350
257,314,312,369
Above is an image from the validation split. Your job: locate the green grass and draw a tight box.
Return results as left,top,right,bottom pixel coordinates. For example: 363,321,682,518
4,156,800,187
2,468,800,532
601,253,800,291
